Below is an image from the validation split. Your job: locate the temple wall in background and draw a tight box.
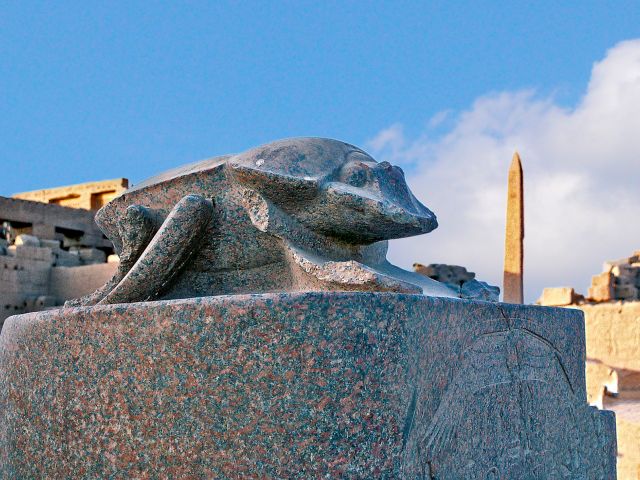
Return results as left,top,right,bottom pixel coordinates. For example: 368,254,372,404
0,186,122,328
13,178,128,211
49,262,117,300
539,250,640,479
0,238,118,328
0,196,112,249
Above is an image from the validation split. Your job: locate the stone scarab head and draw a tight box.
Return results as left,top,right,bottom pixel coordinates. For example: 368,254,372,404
71,138,458,307
229,138,437,243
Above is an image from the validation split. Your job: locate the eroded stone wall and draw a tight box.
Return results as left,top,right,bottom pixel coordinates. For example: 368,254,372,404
0,235,117,328
13,178,128,211
538,250,640,479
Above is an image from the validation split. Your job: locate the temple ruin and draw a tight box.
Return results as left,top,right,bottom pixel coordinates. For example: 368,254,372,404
539,250,640,479
13,178,128,211
0,138,616,478
0,181,125,328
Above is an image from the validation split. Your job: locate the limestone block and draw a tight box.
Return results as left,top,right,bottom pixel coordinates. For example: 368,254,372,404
14,246,53,263
49,262,118,301
414,263,475,284
588,285,613,302
581,301,640,371
592,271,614,288
14,234,40,247
0,293,25,326
539,286,576,306
0,270,20,284
604,255,640,272
17,267,50,288
602,395,640,480
0,256,20,271
614,284,639,300
39,239,62,249
24,295,57,313
1,255,49,273
0,295,616,478
75,247,106,265
30,223,56,240
24,266,49,281
0,282,19,295
589,272,613,301
52,249,81,267
612,263,639,278
0,293,24,308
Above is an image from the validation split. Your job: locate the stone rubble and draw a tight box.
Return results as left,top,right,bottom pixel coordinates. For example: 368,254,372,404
538,250,640,306
590,251,640,302
413,262,500,301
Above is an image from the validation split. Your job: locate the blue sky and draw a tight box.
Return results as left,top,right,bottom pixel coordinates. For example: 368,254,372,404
2,2,640,300
2,2,638,192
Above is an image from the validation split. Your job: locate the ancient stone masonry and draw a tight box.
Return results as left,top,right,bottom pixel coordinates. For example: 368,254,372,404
13,178,129,211
539,249,640,479
0,138,616,478
0,233,117,328
0,195,113,249
589,251,640,302
0,194,121,328
413,262,500,301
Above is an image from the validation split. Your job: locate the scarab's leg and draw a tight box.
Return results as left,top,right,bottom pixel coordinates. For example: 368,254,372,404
66,204,158,307
99,194,213,305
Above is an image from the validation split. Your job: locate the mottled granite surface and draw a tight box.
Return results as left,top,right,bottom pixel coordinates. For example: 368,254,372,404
69,137,498,307
0,293,615,478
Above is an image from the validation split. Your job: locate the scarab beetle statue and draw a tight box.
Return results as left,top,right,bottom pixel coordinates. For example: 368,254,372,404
71,137,493,306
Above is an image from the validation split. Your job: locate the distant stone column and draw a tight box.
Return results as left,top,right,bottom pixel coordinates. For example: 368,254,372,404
503,152,524,303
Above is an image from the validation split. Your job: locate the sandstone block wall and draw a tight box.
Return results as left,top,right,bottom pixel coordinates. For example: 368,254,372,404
0,235,118,328
539,249,640,479
580,301,640,480
581,302,640,372
590,252,640,302
0,196,112,250
12,178,128,211
49,262,117,301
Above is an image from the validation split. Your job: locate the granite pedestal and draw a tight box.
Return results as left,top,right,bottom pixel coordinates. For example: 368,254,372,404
0,293,616,479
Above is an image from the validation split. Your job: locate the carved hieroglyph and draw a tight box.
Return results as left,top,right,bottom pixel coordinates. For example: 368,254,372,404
417,329,613,478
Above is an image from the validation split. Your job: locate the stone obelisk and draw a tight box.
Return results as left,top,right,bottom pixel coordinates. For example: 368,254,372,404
503,151,524,303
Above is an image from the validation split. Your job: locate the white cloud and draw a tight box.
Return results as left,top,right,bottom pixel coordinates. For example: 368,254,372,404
368,39,640,302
